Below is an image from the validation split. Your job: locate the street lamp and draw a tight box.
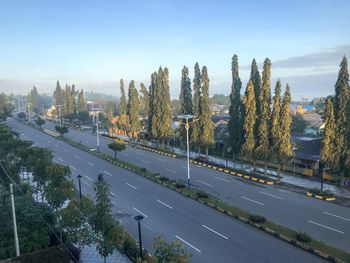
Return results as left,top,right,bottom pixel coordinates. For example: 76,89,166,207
77,174,82,210
134,215,144,260
178,114,198,189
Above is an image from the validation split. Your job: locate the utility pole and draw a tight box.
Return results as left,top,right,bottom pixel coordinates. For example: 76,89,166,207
10,184,20,257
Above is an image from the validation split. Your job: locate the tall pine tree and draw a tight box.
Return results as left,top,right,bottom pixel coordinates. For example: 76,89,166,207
241,80,256,163
228,54,243,161
148,72,157,136
191,62,201,153
179,66,193,147
77,89,86,112
333,56,350,184
255,58,272,174
127,80,140,136
198,66,214,159
278,84,293,173
53,80,64,105
321,97,336,169
139,83,149,117
119,79,127,115
270,80,282,167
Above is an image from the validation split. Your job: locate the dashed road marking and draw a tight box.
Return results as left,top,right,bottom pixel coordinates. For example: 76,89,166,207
323,212,350,222
308,220,344,234
87,162,94,166
156,199,173,209
197,180,213,187
104,171,112,176
202,225,229,240
175,235,201,253
165,168,177,174
126,183,137,190
260,192,284,200
133,207,148,218
241,196,264,206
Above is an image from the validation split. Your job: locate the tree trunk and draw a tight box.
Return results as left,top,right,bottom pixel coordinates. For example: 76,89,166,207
340,170,344,187
253,159,256,172
277,164,281,177
114,151,117,159
264,161,267,176
205,147,209,161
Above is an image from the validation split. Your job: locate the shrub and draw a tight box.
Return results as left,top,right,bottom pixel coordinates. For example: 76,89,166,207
159,176,169,182
249,214,266,223
296,231,311,243
141,168,147,172
123,236,139,258
175,182,186,189
196,191,209,199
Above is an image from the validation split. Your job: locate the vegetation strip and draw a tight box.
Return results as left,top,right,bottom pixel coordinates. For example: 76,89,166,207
23,122,350,262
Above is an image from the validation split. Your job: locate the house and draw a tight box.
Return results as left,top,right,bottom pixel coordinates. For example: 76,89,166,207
45,105,57,119
290,104,315,115
210,104,228,115
292,136,321,171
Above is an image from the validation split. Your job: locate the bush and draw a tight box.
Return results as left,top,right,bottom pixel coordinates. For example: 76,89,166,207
296,231,311,243
249,214,266,223
309,188,335,198
123,236,139,258
141,168,147,172
196,191,209,199
175,182,186,189
159,176,169,182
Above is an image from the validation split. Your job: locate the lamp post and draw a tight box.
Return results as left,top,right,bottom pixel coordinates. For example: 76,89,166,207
178,114,198,189
10,184,20,257
77,174,82,210
134,215,144,260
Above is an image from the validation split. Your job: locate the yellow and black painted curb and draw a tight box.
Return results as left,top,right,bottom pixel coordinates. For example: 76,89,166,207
136,145,177,158
190,159,276,186
306,192,336,202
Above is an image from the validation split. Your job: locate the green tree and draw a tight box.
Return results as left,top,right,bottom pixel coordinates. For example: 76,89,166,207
78,110,90,123
321,98,336,169
53,80,64,105
148,72,157,136
35,117,45,129
255,58,272,174
333,56,350,184
127,80,140,136
45,164,74,211
153,236,191,263
179,66,193,147
270,80,282,165
28,86,39,113
92,180,116,263
191,63,201,153
228,54,243,161
241,80,256,163
0,93,14,121
139,83,149,117
198,66,214,159
108,138,126,158
250,59,261,117
119,79,127,115
77,89,86,112
278,84,293,173
55,125,68,137
291,114,307,134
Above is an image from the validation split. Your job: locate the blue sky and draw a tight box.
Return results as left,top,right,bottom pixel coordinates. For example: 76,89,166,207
0,0,349,99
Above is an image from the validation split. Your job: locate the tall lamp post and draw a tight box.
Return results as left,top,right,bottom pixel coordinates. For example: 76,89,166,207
178,115,198,189
134,215,144,260
77,174,82,210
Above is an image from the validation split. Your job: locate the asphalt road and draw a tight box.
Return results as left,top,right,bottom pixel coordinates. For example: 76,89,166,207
6,118,326,263
38,119,350,253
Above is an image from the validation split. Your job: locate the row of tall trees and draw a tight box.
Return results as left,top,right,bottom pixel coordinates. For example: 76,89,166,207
228,55,292,175
321,56,350,184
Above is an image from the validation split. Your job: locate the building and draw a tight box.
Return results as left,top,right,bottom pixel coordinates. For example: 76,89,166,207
290,104,315,115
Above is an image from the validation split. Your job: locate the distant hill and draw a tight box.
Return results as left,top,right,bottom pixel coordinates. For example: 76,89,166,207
210,94,230,106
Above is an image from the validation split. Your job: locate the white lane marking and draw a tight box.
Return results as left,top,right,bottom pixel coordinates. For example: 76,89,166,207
104,171,112,176
175,235,201,253
126,183,137,190
323,212,350,222
133,207,148,218
141,160,150,164
74,154,80,159
308,220,344,234
142,223,153,232
260,191,284,200
156,199,173,209
241,196,264,206
58,157,63,162
165,168,177,174
85,175,92,181
197,180,213,187
202,225,229,240
110,191,116,197
156,158,165,162
215,176,230,183
82,180,92,187
87,162,94,166
70,165,76,170
121,153,130,157
63,149,68,152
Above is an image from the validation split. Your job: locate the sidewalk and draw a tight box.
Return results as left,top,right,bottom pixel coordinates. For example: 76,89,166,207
80,246,131,263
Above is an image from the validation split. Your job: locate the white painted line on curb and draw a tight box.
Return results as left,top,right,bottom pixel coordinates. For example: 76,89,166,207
261,191,284,200
165,168,177,174
241,196,264,206
70,165,76,170
141,160,150,164
87,162,94,166
156,199,173,209
202,225,229,240
175,235,201,253
104,171,112,176
74,154,80,159
133,207,148,218
215,176,230,183
126,183,137,190
85,175,92,181
308,220,344,234
197,180,213,187
323,212,350,222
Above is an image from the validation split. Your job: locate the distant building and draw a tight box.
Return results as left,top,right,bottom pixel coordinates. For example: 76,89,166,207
86,101,102,114
210,104,228,115
290,104,315,115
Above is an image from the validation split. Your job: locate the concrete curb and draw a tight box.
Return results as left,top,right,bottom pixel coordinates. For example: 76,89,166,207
136,145,178,158
306,192,336,202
